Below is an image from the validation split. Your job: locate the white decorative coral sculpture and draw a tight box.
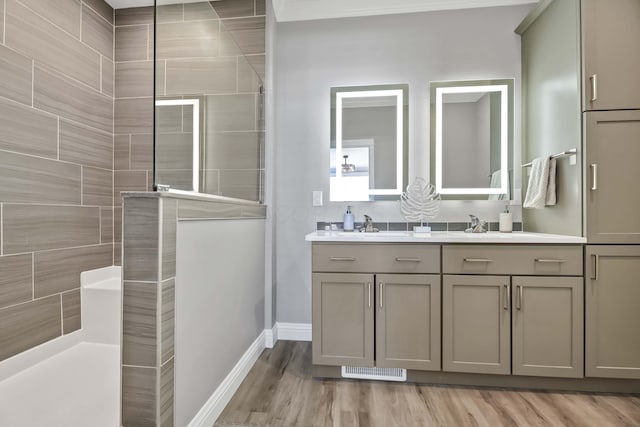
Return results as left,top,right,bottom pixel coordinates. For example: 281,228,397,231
400,177,441,232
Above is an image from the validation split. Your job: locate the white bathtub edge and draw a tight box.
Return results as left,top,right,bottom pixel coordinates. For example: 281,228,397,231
81,266,122,288
0,330,85,383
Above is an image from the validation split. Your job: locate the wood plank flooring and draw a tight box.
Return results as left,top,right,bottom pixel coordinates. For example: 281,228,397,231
215,341,640,427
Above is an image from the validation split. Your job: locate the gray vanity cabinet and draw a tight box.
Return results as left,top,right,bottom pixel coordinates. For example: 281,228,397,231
442,275,511,375
311,243,441,371
511,276,584,378
585,110,640,244
585,246,640,379
582,0,640,111
442,245,584,377
376,274,441,371
312,273,374,367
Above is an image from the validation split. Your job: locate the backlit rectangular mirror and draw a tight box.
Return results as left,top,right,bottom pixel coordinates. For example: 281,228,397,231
430,79,514,200
330,84,409,201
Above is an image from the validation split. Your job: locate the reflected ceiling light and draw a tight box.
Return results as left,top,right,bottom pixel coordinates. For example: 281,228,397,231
341,155,356,174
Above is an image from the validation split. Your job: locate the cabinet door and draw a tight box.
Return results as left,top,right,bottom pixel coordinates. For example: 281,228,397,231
376,274,441,371
585,111,640,243
582,0,640,110
312,273,374,367
443,275,510,375
585,246,640,379
512,276,584,378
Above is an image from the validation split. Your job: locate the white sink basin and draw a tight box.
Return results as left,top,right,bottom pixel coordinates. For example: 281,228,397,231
334,231,410,237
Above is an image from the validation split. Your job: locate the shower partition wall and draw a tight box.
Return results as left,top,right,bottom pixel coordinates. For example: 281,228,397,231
154,1,265,202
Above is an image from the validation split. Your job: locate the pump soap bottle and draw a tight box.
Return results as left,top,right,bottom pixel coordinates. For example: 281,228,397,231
343,206,355,232
499,205,513,233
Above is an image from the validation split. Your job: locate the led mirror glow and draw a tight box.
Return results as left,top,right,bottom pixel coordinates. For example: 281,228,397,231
155,99,200,192
435,84,509,196
330,88,405,201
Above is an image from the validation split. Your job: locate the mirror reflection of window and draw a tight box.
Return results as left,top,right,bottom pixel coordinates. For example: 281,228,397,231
329,145,373,201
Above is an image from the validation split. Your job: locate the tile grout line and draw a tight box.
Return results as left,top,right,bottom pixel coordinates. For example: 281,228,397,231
156,198,164,424
3,241,112,258
0,291,79,313
100,55,103,94
0,91,113,136
30,60,34,107
31,251,34,299
56,117,60,160
79,1,83,42
147,23,150,62
80,165,84,205
59,293,64,335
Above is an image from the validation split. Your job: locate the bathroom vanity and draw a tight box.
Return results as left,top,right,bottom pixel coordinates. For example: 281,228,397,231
305,231,640,392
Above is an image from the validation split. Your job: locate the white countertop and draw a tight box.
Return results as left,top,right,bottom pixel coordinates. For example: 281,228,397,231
305,230,586,244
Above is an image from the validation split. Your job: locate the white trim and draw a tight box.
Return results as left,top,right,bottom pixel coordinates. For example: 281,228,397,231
271,0,537,22
275,322,312,342
187,331,266,427
264,327,277,349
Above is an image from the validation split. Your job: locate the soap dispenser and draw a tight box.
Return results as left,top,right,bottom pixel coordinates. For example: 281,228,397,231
343,206,355,232
499,204,513,233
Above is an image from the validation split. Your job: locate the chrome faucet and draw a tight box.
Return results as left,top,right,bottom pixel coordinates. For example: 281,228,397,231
465,214,487,233
359,215,379,233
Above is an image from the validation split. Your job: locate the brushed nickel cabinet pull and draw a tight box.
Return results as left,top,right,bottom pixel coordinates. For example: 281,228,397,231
503,285,509,311
591,254,599,281
464,258,493,263
591,164,598,191
368,282,371,308
395,257,421,262
535,259,566,263
330,257,356,261
517,285,523,310
379,282,384,308
589,74,598,102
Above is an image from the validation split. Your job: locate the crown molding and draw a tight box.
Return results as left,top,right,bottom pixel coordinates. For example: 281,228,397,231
272,0,538,22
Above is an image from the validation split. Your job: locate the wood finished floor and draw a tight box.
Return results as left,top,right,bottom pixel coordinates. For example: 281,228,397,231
216,341,640,427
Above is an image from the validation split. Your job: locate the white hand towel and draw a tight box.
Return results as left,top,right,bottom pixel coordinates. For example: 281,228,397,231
546,158,557,206
523,157,550,209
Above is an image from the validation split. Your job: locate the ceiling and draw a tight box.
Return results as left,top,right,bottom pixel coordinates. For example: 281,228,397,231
106,0,538,21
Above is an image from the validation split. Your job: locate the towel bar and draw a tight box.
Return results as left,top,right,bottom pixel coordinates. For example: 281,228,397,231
522,148,577,168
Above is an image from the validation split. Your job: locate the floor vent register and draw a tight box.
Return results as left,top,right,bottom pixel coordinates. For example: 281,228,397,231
341,366,407,382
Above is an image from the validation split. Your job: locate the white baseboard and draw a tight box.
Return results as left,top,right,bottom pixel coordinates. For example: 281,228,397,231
264,327,276,349
188,331,266,427
274,322,311,342
187,323,311,426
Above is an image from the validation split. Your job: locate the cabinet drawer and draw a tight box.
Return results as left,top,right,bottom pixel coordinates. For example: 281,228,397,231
443,245,583,276
312,244,440,273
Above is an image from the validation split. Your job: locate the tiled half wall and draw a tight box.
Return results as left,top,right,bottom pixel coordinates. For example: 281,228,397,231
121,192,266,426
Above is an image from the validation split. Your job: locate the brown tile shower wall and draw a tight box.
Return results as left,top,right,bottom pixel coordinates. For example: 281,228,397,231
0,0,114,361
114,7,155,265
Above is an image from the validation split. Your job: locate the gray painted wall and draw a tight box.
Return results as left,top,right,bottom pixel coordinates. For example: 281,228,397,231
273,5,533,323
520,0,582,236
175,219,265,426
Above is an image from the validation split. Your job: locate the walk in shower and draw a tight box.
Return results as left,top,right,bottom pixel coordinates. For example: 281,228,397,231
154,0,265,202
